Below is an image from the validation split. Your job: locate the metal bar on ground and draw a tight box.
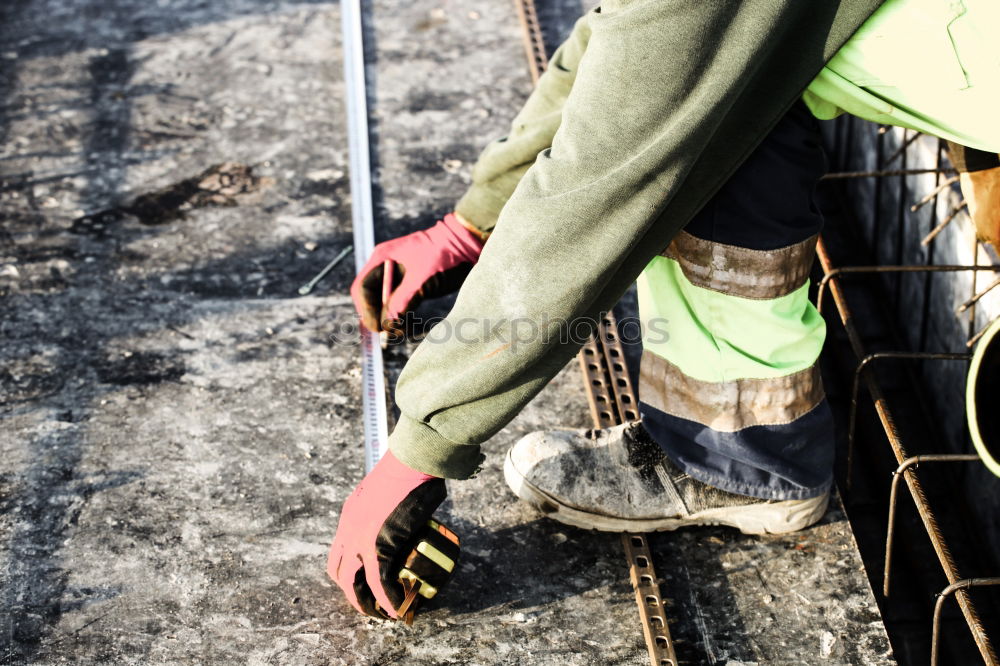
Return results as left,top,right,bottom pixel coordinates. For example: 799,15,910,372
298,244,354,295
512,0,546,85
816,235,1000,664
882,454,983,597
512,6,678,664
578,334,619,429
341,0,389,472
594,315,678,666
623,531,677,666
597,312,641,424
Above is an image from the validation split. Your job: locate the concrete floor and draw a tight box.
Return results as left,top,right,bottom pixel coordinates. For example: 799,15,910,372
1,0,892,663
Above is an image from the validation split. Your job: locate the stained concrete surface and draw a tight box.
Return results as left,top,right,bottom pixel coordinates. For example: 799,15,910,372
1,0,891,663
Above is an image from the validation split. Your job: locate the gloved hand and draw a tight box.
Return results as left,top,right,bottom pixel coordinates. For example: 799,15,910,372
327,451,447,619
960,167,1000,247
350,213,484,332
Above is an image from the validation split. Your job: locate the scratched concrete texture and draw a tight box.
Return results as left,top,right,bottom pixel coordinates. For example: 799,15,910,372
0,0,892,664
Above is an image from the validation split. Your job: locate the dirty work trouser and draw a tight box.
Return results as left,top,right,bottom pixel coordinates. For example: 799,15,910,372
637,102,830,500
388,0,883,479
638,0,1000,499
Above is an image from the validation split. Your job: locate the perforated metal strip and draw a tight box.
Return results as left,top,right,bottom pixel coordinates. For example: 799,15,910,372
594,314,678,666
513,0,546,86
622,531,678,666
512,8,678,663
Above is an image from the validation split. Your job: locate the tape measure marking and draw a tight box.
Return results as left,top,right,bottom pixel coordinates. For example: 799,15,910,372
341,0,389,473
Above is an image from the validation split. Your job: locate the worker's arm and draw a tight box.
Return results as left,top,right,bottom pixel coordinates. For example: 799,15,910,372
388,0,883,479
948,142,1000,248
453,13,592,235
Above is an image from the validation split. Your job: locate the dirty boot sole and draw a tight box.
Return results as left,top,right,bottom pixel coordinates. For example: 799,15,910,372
503,450,829,535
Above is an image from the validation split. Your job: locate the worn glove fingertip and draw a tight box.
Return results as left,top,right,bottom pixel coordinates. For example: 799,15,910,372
328,552,367,615
386,275,426,324
362,552,400,619
352,567,384,618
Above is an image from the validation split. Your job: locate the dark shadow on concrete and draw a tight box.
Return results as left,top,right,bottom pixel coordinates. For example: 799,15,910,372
1,425,140,662
1,22,142,661
648,528,756,664
440,514,628,615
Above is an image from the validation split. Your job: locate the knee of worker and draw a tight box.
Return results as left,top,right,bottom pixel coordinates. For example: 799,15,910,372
684,101,827,250
636,247,826,388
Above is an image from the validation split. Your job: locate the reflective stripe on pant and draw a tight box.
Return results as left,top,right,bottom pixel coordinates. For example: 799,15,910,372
638,102,833,501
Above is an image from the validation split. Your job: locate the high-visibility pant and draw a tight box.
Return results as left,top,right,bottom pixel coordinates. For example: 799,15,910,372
638,102,831,501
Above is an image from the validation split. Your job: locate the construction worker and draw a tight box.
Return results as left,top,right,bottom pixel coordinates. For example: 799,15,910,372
329,0,1000,619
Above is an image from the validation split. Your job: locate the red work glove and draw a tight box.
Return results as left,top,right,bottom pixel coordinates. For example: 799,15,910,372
327,451,447,619
350,213,484,332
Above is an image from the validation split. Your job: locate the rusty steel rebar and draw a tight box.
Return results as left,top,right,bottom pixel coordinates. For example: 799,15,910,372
845,352,970,493
883,454,983,597
921,201,969,246
958,277,1000,314
911,175,960,213
933,579,1000,666
966,316,1000,350
514,5,677,664
883,130,924,166
816,264,1000,315
816,236,999,664
821,167,957,180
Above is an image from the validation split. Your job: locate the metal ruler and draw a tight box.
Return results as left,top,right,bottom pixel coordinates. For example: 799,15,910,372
341,0,389,473
513,3,678,664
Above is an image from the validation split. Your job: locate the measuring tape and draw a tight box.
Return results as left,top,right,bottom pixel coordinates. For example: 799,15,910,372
341,0,389,473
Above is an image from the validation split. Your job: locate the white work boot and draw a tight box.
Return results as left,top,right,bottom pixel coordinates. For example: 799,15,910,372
503,422,829,535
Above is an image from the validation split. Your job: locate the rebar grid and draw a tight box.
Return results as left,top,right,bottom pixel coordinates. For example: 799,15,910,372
824,118,1000,659
816,237,999,664
824,111,1000,666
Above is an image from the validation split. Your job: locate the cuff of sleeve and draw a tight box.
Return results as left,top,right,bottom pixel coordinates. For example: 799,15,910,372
455,187,506,237
388,415,485,480
451,211,491,242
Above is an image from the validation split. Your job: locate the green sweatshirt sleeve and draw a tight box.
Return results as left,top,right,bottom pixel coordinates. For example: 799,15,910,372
390,0,883,479
454,14,591,235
